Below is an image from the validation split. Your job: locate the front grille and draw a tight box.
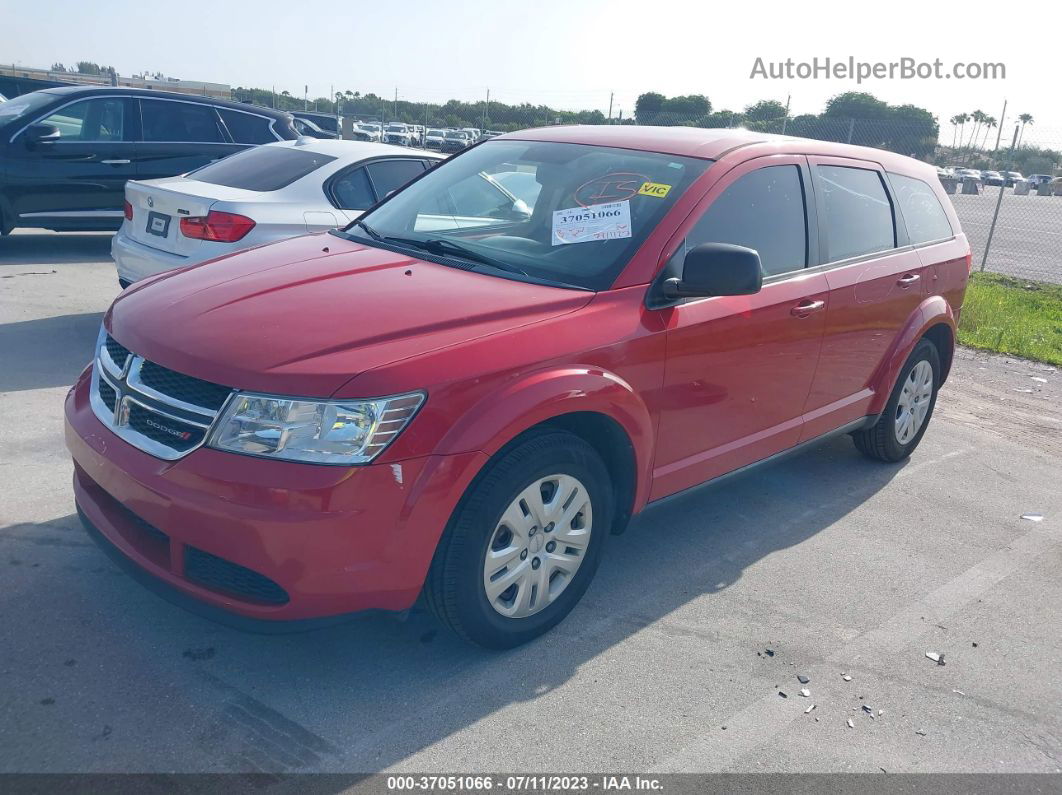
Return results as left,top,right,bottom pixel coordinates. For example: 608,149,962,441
137,360,233,411
126,402,205,453
184,546,290,605
91,338,234,461
104,336,131,370
98,379,118,412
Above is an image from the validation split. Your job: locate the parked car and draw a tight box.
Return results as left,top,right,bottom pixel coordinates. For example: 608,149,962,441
112,139,442,286
953,168,982,184
1002,172,1024,187
1026,174,1053,190
440,129,470,153
424,128,446,150
1051,176,1062,196
292,116,337,139
0,86,298,234
292,111,340,136
66,126,969,648
980,170,1004,186
358,123,382,142
383,123,412,146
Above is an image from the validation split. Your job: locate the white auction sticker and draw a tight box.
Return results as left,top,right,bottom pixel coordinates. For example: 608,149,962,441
551,200,632,246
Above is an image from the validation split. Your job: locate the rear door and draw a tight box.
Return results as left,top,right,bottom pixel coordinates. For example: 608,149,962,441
134,98,243,181
6,95,136,221
651,155,829,500
800,157,928,440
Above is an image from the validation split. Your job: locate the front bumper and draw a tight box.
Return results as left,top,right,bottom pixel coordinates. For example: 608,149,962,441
65,369,487,625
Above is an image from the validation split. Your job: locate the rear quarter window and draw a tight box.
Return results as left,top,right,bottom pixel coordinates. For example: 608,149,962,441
218,109,276,144
889,172,954,244
187,146,337,191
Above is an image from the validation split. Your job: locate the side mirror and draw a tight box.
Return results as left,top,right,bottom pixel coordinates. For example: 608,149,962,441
23,123,61,147
662,242,763,300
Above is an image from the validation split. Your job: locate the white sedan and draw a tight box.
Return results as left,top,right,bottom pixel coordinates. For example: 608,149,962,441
112,139,443,287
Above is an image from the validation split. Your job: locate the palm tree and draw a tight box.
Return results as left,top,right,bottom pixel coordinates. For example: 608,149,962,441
955,112,970,153
1017,113,1034,147
949,115,962,147
968,110,986,149
981,116,997,150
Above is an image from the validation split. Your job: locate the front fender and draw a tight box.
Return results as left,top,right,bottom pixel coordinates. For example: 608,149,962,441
435,366,656,512
867,295,956,416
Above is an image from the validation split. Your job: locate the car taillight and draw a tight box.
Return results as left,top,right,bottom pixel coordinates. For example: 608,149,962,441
180,211,255,242
965,251,973,274
123,200,133,221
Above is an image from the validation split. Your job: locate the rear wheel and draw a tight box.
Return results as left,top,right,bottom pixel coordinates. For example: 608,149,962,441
853,339,941,462
426,430,612,648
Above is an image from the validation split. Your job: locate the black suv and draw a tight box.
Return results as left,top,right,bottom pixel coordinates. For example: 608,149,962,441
0,86,299,234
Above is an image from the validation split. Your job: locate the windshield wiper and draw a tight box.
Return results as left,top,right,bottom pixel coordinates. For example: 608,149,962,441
350,219,384,241
376,235,529,278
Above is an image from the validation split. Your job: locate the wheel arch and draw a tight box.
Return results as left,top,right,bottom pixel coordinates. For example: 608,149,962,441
433,366,655,530
867,296,956,415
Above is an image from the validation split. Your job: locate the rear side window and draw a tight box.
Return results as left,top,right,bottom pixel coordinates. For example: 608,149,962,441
218,109,276,144
889,173,954,244
687,165,808,276
141,99,223,143
817,165,895,261
188,146,337,191
366,159,426,199
332,166,375,210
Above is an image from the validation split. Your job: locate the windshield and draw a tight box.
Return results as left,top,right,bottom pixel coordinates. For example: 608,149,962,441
0,91,56,126
428,129,444,136
338,139,711,291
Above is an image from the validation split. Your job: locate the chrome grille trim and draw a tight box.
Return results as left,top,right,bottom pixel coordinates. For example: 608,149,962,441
89,329,234,461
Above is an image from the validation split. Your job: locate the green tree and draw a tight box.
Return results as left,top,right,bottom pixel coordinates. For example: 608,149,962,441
823,92,889,119
634,92,666,124
743,99,786,123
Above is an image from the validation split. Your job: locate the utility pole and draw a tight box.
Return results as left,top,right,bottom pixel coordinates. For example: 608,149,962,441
994,99,1007,150
981,124,1019,271
608,92,614,124
483,88,490,130
271,85,275,109
781,94,791,134
304,84,308,111
393,87,398,121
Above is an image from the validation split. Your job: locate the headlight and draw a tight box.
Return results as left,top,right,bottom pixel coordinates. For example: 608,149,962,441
208,391,424,465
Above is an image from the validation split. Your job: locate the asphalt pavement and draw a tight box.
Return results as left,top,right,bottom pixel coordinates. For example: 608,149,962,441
1,230,1059,774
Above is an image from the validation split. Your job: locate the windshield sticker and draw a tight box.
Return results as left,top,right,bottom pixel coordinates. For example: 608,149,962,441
574,173,649,207
637,181,673,199
552,201,632,246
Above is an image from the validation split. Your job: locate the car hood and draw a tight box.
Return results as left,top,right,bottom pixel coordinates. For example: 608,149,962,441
107,233,593,398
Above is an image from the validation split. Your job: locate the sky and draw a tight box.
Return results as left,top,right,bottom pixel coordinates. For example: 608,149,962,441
3,0,1060,144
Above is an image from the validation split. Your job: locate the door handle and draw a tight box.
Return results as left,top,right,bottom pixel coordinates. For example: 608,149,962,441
100,159,131,165
897,273,921,287
791,299,825,317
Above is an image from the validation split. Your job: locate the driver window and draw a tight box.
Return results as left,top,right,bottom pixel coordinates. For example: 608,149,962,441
38,98,126,142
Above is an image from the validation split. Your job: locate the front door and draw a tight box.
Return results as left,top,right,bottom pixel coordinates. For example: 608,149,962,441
651,156,828,500
7,95,136,226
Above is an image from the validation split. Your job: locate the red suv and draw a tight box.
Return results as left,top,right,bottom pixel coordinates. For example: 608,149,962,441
65,126,969,648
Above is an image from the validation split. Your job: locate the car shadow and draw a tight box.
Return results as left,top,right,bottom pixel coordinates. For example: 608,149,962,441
5,435,908,773
0,312,102,392
0,233,113,266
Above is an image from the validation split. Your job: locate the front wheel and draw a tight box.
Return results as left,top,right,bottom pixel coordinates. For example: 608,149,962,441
425,430,613,649
853,339,941,462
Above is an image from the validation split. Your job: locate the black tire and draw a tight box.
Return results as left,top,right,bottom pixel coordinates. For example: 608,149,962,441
425,430,613,649
853,339,941,462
